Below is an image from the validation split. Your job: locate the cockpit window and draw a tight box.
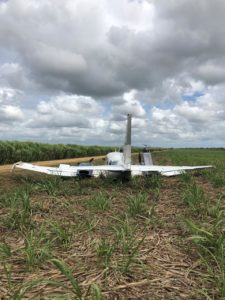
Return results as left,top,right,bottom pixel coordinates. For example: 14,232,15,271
108,160,119,165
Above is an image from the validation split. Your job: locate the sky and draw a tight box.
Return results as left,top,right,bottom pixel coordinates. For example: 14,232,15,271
0,0,225,147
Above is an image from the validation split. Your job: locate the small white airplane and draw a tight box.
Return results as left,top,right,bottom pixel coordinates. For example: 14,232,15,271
13,114,212,178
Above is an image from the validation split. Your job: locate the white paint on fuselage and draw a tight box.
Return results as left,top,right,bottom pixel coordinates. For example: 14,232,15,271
106,152,124,165
105,152,125,178
105,152,141,178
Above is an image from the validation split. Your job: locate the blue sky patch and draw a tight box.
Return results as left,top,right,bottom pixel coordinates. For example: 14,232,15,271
182,91,205,102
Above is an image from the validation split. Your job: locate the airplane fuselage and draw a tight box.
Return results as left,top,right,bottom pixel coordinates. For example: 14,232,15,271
106,152,123,166
105,152,130,178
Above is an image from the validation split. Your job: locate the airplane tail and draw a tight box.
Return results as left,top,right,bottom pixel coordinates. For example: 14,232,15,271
123,114,132,166
143,150,153,165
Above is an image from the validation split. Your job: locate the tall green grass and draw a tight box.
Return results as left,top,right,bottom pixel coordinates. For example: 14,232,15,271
153,148,225,166
0,141,118,164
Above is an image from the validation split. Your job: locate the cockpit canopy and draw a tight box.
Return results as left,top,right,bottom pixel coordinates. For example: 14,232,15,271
108,160,119,165
106,152,123,166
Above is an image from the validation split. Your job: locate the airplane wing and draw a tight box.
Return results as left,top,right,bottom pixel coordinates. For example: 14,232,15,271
12,162,59,174
13,162,213,177
130,165,213,176
12,162,126,177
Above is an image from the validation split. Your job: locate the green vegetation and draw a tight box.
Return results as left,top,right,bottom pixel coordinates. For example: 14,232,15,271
96,238,115,268
127,192,148,216
0,148,225,299
153,148,225,166
181,182,207,214
177,159,225,298
49,221,73,248
23,229,52,270
49,258,102,299
87,192,111,211
1,188,33,229
153,148,225,188
183,199,225,298
0,140,118,164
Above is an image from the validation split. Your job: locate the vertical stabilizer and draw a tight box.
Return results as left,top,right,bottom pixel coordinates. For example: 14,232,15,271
123,114,132,166
143,152,153,165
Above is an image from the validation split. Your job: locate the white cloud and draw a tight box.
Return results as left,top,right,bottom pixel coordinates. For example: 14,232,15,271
37,94,101,115
0,86,23,103
104,0,155,32
0,104,24,122
33,44,87,76
111,89,146,120
28,94,103,129
150,85,225,146
196,61,225,85
0,0,225,146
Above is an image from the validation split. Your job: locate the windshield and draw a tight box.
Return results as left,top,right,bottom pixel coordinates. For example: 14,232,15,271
109,160,119,165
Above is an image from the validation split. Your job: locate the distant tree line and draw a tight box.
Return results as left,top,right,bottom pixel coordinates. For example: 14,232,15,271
0,141,135,165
